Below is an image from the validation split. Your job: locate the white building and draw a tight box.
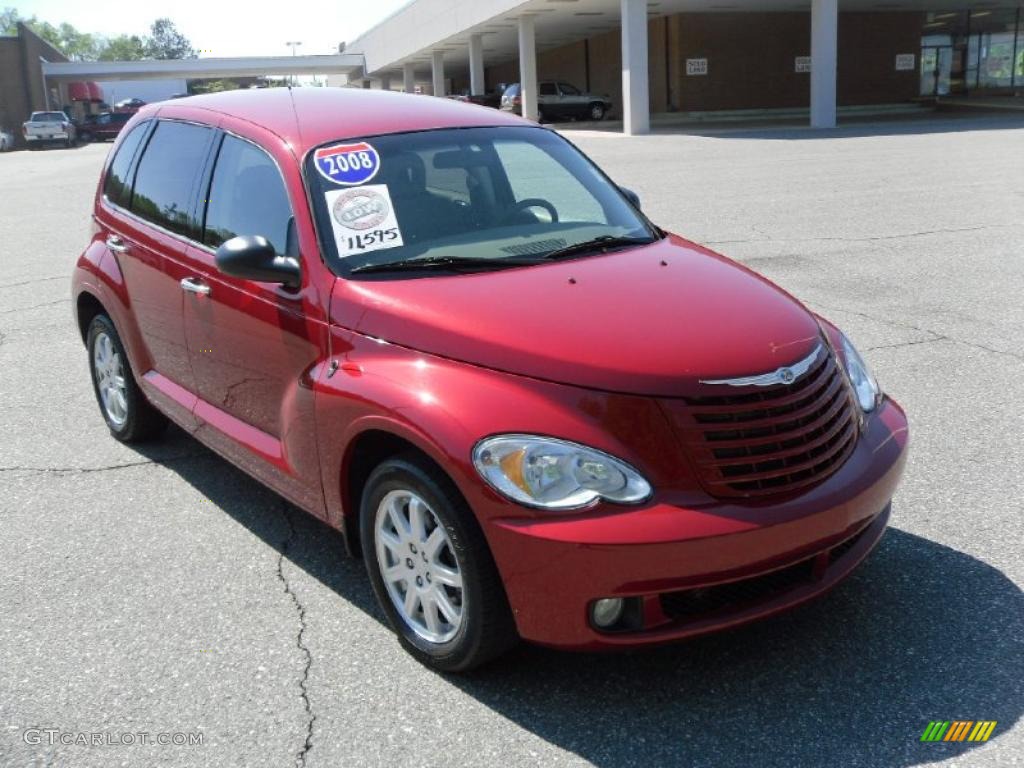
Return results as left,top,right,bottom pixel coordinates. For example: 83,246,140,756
333,1,1023,134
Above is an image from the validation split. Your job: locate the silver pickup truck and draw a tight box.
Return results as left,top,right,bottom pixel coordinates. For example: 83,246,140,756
22,111,76,148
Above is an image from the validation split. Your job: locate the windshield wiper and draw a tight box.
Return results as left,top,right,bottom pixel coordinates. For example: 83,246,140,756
350,255,542,275
540,235,657,262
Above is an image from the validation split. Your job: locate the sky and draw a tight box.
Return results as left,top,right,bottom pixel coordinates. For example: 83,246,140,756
13,0,413,56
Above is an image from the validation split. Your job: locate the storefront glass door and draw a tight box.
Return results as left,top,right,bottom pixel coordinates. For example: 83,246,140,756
920,45,954,96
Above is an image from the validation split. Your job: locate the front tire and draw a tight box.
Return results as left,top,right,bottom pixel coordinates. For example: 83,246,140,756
86,314,167,442
360,455,517,672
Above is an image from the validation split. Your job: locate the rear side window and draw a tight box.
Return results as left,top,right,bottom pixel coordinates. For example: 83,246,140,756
131,121,213,238
539,83,557,96
103,122,149,207
203,135,293,255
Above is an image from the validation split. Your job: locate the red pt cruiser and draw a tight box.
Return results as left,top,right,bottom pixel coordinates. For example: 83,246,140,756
72,89,908,671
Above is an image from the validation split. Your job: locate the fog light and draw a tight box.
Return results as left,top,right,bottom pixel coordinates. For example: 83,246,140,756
591,598,625,629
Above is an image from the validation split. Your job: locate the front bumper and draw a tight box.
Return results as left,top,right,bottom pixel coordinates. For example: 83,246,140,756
485,398,909,649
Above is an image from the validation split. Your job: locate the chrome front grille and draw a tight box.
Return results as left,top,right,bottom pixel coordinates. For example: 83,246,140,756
667,347,860,499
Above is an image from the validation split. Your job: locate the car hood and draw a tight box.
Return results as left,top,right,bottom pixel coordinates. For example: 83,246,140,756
329,235,822,397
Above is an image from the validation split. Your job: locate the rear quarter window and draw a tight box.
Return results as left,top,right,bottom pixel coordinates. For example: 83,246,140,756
102,122,150,207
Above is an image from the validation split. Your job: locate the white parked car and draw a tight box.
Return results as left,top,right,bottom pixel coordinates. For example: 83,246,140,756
0,128,14,151
22,111,76,149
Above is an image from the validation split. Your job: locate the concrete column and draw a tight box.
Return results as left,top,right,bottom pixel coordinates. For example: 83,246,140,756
810,0,838,128
378,75,391,92
621,0,650,135
469,34,485,96
403,62,416,93
431,51,446,97
518,15,538,122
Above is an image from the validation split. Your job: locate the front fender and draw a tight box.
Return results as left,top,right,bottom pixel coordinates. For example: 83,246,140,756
314,326,689,535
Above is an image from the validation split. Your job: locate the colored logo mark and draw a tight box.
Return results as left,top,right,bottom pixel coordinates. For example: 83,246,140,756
313,142,380,186
920,721,997,743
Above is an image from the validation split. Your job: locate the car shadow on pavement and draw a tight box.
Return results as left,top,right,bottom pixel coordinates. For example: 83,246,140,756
450,533,1024,768
141,427,1022,768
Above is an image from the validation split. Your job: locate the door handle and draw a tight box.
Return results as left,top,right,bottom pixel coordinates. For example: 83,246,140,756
106,235,128,253
180,277,211,296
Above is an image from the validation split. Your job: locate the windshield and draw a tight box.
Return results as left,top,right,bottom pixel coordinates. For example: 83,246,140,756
30,112,66,122
305,126,656,278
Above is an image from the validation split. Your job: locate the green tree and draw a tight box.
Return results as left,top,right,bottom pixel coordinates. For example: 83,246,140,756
189,79,238,95
56,22,99,60
2,9,196,63
2,8,95,60
98,34,147,61
0,7,20,34
145,18,195,60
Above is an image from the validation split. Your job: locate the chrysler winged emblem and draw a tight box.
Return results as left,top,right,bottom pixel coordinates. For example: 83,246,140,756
700,345,821,387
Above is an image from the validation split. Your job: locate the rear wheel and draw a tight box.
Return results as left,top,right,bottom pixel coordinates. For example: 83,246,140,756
360,454,517,672
86,314,167,442
589,102,606,121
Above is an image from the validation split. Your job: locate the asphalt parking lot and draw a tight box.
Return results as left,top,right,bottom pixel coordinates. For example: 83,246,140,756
1,113,1022,768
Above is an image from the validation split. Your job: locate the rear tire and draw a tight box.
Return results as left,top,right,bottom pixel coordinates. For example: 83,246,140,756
589,102,606,121
360,454,518,672
86,314,167,442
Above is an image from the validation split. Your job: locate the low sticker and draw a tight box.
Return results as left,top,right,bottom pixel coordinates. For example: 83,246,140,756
326,185,405,258
314,141,381,186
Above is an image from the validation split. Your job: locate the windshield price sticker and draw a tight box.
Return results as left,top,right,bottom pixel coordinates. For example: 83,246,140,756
314,142,381,185
326,185,405,258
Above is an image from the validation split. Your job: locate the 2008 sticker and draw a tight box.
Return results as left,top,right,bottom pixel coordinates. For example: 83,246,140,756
313,142,380,185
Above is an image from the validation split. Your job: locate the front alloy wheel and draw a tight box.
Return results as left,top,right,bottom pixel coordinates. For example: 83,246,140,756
361,455,517,672
375,490,464,643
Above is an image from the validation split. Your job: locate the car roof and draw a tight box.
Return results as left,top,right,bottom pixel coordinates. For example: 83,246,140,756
141,87,531,158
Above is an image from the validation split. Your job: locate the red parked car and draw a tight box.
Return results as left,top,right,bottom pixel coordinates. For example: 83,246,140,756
77,112,131,142
72,89,908,671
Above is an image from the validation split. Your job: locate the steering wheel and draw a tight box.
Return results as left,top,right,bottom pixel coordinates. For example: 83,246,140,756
500,198,559,226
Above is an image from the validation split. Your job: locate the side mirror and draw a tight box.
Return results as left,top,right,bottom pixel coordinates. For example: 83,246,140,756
619,186,641,210
215,235,300,288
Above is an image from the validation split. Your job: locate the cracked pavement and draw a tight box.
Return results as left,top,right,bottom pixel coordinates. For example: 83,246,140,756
2,115,1023,768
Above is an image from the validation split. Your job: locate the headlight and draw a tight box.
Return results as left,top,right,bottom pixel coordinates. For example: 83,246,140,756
472,435,652,511
839,334,881,412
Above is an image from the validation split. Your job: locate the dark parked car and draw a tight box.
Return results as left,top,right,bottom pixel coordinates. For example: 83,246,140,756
450,90,503,109
77,112,132,142
500,81,612,122
72,88,907,672
113,98,146,114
